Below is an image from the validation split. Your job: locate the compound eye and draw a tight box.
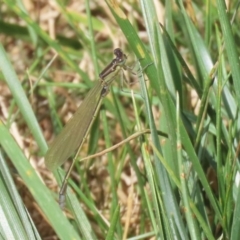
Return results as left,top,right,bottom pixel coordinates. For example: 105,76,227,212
114,48,123,58
114,48,122,55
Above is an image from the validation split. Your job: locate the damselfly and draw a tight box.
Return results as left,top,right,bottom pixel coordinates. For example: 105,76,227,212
45,48,133,207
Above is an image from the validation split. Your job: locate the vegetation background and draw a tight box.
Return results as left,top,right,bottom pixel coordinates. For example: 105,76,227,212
0,0,240,239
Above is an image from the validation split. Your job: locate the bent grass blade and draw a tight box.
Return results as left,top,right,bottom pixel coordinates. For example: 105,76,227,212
79,129,168,162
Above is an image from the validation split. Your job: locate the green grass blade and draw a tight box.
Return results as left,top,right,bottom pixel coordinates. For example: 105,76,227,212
0,43,47,154
216,0,240,103
0,121,81,239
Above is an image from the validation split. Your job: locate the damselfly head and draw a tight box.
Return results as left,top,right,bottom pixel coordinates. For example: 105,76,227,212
99,48,128,80
114,48,127,65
